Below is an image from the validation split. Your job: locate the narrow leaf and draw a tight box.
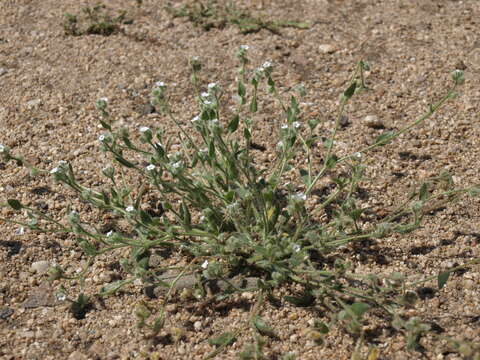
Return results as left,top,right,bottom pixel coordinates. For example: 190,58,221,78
252,316,275,337
208,332,236,347
437,271,450,289
115,156,135,168
228,115,240,133
7,199,23,210
419,183,428,201
350,302,370,318
343,81,357,100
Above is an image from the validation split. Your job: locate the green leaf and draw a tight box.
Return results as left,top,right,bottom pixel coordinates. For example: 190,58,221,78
99,280,129,296
180,201,191,229
139,210,153,224
208,332,236,347
243,128,251,143
7,199,23,210
252,316,275,337
313,320,329,334
419,183,429,201
99,120,111,130
343,81,357,100
299,168,310,186
437,271,450,289
115,156,135,168
237,80,246,98
375,131,395,146
228,114,240,133
250,96,257,113
350,302,370,318
325,154,338,169
284,293,315,307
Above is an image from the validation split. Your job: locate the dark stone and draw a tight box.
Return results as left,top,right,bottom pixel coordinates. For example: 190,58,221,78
0,307,14,319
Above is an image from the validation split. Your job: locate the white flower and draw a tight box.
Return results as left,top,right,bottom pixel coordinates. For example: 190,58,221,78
277,141,284,148
262,61,272,69
125,206,135,213
354,152,362,159
293,121,301,129
155,81,165,87
201,92,209,98
240,45,249,50
139,126,150,133
50,167,60,174
99,97,108,103
106,230,114,237
146,164,156,171
293,192,307,201
203,100,212,106
192,56,200,61
98,134,106,142
199,215,206,222
208,82,217,89
0,145,5,153
172,161,182,169
56,293,67,301
15,227,25,235
292,244,301,253
191,115,200,123
201,260,209,269
281,124,288,130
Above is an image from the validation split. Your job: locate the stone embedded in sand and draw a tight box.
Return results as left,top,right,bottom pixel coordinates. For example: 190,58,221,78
31,260,50,274
318,44,337,54
364,114,384,129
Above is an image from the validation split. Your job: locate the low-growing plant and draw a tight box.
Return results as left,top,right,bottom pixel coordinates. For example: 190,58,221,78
166,0,309,34
63,3,133,36
1,46,478,358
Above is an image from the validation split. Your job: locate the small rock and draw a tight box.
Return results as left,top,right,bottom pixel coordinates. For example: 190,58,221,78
26,99,42,109
22,283,59,308
148,254,163,268
340,115,350,128
31,260,50,275
0,307,14,319
0,67,7,76
68,351,89,360
193,321,202,331
454,60,467,70
89,341,107,357
318,44,337,54
20,330,35,338
363,115,384,129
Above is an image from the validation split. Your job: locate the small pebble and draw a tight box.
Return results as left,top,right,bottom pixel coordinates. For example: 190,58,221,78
31,260,50,275
193,321,202,331
364,114,384,129
0,307,14,319
0,67,7,76
26,99,42,109
318,44,337,54
68,351,89,360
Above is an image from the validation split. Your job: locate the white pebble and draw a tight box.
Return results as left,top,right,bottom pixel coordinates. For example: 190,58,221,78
318,44,337,54
31,260,50,275
364,115,384,128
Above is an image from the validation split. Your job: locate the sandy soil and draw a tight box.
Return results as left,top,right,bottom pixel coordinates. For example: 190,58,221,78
0,0,479,359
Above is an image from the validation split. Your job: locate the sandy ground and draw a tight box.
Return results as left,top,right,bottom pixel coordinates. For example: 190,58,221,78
0,0,479,359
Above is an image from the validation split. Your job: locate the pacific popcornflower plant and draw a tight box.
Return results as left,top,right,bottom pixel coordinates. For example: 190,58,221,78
1,46,478,357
